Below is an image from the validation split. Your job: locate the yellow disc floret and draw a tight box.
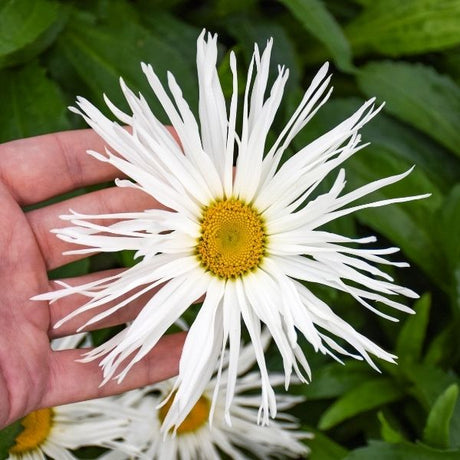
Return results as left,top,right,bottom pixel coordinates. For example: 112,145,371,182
196,199,266,279
10,408,54,454
159,393,210,435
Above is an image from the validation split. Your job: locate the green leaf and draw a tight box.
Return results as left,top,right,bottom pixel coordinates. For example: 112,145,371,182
211,0,257,17
48,258,90,280
90,324,124,347
353,111,459,195
425,318,460,367
217,46,244,99
140,11,201,77
225,15,301,90
441,48,460,85
402,364,459,420
455,267,460,314
0,61,70,143
319,378,405,430
344,440,460,460
450,390,460,448
305,427,348,459
70,445,106,459
137,0,186,10
89,0,141,25
280,0,354,72
346,0,460,57
378,411,406,443
117,250,138,268
55,11,198,121
434,185,460,310
396,294,431,364
357,61,460,157
0,0,67,69
300,360,374,400
423,384,459,449
0,419,23,459
351,0,373,5
401,364,460,411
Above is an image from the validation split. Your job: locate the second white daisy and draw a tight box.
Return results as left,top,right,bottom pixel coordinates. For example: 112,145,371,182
100,336,310,460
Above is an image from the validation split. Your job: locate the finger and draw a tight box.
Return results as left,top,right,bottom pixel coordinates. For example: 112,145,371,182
47,269,164,339
27,184,165,270
0,127,178,206
0,130,119,206
41,332,186,409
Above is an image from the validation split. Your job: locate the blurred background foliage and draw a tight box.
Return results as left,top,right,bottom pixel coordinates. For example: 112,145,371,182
1,0,460,458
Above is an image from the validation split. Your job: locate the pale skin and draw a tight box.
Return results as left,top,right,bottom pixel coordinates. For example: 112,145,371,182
0,129,186,430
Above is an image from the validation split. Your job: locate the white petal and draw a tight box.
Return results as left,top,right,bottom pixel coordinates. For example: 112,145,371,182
161,277,225,432
236,278,277,425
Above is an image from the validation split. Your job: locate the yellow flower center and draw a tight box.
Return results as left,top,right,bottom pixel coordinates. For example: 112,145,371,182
159,394,210,435
196,199,266,279
10,408,54,454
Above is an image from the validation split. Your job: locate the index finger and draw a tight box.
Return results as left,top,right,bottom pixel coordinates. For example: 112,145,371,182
0,129,118,206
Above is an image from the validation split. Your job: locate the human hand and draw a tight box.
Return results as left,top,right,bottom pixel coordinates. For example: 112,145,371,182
0,129,186,429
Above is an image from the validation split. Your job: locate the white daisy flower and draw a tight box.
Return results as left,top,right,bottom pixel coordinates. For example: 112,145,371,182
7,335,140,459
100,336,310,460
34,31,429,432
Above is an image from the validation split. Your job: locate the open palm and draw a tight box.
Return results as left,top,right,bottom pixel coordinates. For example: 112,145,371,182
0,129,185,429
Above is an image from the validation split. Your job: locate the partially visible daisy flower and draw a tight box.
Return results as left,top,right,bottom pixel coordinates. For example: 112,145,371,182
7,335,140,459
34,31,429,432
100,336,310,460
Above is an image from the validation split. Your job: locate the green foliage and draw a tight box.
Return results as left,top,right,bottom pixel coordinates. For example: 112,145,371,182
378,411,406,443
434,185,460,310
52,8,198,120
357,61,460,157
318,378,405,430
225,15,301,90
0,419,23,460
301,360,374,400
396,294,431,364
0,0,67,68
1,0,459,457
346,0,460,57
423,384,459,449
305,428,349,459
280,0,354,72
0,61,69,142
344,440,460,459
48,258,90,279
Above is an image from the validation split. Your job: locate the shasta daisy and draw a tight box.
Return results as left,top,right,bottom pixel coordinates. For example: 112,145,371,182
34,31,428,432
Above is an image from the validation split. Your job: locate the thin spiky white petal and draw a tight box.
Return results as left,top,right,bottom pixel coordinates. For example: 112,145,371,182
162,277,225,432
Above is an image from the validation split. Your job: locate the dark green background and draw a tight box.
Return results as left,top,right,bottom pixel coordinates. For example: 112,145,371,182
1,0,460,458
